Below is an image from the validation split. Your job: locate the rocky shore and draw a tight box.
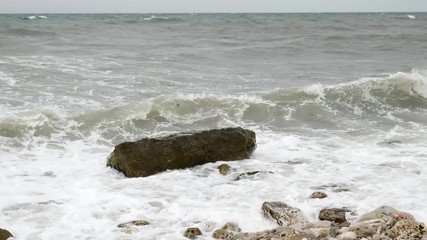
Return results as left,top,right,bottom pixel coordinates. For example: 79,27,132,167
113,163,426,240
106,127,426,239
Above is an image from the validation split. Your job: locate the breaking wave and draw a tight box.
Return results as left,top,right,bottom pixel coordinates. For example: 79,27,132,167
1,70,426,148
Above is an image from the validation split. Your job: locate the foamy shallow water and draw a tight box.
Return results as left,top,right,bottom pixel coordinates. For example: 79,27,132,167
1,125,426,239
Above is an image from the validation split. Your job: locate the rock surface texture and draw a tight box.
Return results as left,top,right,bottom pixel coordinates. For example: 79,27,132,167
0,228,12,240
229,203,427,240
107,127,256,177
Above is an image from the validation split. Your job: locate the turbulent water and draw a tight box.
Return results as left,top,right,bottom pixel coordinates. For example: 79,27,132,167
1,13,427,239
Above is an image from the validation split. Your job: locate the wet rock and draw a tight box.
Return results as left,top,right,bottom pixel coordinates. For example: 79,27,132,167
262,201,308,227
231,226,314,240
310,227,330,238
107,127,256,177
221,222,241,232
310,191,327,199
357,206,399,222
332,187,351,193
234,171,273,181
0,228,13,240
348,219,387,238
337,231,357,240
319,208,347,223
184,227,202,239
218,164,231,175
212,229,231,239
307,220,332,228
389,211,416,227
386,220,426,239
117,220,150,228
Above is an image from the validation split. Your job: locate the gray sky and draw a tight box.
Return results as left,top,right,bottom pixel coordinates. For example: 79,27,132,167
1,0,427,13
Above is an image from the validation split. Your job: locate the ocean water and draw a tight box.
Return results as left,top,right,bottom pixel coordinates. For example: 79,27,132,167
1,13,427,239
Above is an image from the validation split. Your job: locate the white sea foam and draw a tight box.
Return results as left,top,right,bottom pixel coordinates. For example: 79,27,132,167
0,71,17,86
1,123,426,239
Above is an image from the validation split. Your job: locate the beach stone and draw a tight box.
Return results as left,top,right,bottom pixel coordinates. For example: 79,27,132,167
310,191,327,199
221,222,241,232
389,211,416,227
310,227,330,238
349,219,387,238
307,220,332,228
386,220,426,239
218,164,231,175
0,228,13,240
234,171,273,181
231,226,313,240
319,208,347,223
117,220,150,228
212,229,231,239
332,187,351,193
107,127,256,177
357,206,399,222
262,201,308,227
184,227,202,239
337,231,357,240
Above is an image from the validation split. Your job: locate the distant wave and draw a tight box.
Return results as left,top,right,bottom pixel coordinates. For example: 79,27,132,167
393,14,416,20
142,15,181,22
20,15,47,20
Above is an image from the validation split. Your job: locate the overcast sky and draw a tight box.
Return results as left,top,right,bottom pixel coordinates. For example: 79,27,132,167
1,0,427,14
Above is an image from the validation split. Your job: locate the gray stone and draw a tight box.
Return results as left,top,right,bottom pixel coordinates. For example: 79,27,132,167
310,191,327,199
235,171,273,181
318,208,347,223
107,127,256,177
357,206,399,222
337,231,357,240
184,227,202,239
218,164,231,175
231,226,314,240
117,220,150,228
212,229,231,239
386,220,426,239
0,229,13,240
222,222,241,232
348,219,387,238
262,201,308,228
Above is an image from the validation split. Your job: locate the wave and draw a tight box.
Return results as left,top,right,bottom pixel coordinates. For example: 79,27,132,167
141,15,182,22
393,14,416,20
1,70,426,148
20,15,47,20
265,69,427,110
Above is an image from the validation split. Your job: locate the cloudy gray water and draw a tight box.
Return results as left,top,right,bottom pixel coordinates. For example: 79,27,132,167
1,13,427,239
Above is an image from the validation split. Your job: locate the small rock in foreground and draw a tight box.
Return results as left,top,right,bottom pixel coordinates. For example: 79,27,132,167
117,220,150,228
310,191,328,199
184,227,202,239
319,208,348,224
262,201,308,227
212,229,231,239
217,164,231,175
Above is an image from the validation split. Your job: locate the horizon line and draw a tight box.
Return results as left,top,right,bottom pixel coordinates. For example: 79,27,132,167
0,11,426,15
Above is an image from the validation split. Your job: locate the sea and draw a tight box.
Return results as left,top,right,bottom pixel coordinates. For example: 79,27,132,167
0,13,426,239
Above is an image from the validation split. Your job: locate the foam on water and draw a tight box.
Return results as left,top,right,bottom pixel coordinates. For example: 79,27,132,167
1,72,427,239
1,13,427,238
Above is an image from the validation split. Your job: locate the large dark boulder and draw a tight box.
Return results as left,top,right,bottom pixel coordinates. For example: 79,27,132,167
0,228,13,240
107,127,256,177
